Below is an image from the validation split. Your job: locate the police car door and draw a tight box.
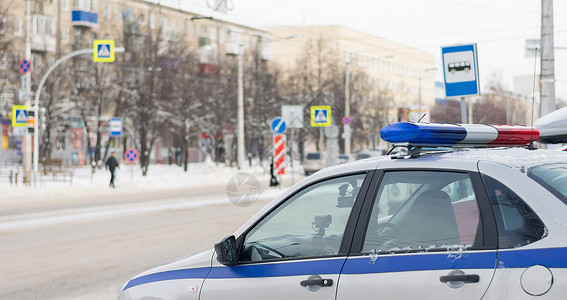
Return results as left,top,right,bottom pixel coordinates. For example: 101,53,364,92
337,170,498,300
200,173,369,300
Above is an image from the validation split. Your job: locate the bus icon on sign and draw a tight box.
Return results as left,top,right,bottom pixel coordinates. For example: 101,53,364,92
448,61,471,74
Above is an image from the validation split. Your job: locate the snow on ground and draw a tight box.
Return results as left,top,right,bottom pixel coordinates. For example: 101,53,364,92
0,158,298,204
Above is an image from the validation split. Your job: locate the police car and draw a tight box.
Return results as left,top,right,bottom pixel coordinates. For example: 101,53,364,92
118,122,567,300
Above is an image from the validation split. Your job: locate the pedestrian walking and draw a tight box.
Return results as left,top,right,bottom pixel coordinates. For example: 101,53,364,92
106,152,119,188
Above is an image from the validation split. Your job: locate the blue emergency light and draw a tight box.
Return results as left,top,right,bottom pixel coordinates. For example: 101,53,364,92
381,122,539,146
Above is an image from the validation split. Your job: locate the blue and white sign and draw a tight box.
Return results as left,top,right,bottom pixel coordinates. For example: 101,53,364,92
441,44,480,98
110,118,122,137
12,105,28,127
93,40,115,62
271,117,286,134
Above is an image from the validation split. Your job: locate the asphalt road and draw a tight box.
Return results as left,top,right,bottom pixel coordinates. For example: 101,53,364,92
0,183,283,299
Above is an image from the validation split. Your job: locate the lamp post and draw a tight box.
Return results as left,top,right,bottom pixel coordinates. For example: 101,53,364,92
31,47,125,180
344,59,351,155
418,68,437,121
235,34,297,169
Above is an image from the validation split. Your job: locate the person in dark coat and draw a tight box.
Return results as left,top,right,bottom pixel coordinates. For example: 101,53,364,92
106,152,119,187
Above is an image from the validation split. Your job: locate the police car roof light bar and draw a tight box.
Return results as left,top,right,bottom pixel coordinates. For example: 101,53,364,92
380,122,540,147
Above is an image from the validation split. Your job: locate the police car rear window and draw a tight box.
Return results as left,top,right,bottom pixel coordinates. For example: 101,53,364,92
529,163,567,205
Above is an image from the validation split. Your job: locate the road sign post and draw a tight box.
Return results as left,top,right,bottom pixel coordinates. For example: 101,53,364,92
125,148,139,180
274,135,285,176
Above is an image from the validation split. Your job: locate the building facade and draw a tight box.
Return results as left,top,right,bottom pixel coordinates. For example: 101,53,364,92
270,25,436,149
0,0,270,166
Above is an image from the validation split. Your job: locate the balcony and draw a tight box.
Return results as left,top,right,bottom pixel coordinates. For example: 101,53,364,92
199,37,211,47
72,10,98,27
259,38,272,61
31,35,56,53
225,42,241,56
198,45,218,75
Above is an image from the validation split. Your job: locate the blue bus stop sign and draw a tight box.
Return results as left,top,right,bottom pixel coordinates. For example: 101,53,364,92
441,44,480,98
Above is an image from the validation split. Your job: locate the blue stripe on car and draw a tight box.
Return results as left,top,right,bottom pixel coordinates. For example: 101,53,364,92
123,267,210,290
123,247,567,290
206,258,345,279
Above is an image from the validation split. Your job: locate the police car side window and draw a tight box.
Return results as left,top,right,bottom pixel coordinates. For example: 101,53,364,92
481,175,546,249
363,171,482,253
240,174,365,263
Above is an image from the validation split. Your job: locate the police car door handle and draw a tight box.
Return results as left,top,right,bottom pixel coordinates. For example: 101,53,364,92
300,278,334,287
439,274,480,283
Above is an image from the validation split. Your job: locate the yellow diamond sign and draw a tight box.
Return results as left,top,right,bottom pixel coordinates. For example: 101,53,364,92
93,40,115,62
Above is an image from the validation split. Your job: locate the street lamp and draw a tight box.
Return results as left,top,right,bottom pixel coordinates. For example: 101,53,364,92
235,34,298,169
418,68,437,121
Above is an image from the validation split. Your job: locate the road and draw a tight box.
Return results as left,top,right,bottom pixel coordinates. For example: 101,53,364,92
0,183,286,299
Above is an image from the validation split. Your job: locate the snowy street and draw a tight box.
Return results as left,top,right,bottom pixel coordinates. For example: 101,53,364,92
0,162,299,299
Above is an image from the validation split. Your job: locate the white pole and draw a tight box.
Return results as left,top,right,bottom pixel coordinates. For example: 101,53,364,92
540,0,556,117
23,0,32,184
32,47,125,177
344,61,351,155
237,48,245,169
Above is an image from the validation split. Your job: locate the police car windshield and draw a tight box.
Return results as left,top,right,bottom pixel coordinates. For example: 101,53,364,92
529,163,567,205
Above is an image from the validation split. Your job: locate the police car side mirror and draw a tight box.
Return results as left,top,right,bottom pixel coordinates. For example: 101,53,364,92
214,235,237,266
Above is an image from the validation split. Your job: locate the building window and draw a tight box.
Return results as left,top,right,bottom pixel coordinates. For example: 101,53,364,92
61,28,69,44
150,13,156,29
14,18,21,36
139,13,146,24
73,0,91,11
115,5,122,21
61,0,69,11
172,19,178,33
0,15,5,34
218,27,223,43
123,9,132,20
160,16,168,31
103,4,109,19
192,24,196,37
200,26,207,37
183,21,187,35
33,15,54,36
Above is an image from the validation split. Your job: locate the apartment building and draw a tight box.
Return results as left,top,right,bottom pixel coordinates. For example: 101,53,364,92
271,25,436,123
0,0,270,165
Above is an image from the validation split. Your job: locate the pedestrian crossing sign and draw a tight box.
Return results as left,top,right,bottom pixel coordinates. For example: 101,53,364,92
12,105,29,127
93,40,115,62
310,105,332,127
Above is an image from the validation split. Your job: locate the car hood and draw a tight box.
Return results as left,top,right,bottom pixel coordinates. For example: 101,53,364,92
122,249,214,291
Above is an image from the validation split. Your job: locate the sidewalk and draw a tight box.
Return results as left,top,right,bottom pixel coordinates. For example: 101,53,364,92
0,159,304,207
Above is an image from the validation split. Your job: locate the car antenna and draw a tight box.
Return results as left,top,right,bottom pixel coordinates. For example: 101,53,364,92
417,113,427,123
529,46,538,148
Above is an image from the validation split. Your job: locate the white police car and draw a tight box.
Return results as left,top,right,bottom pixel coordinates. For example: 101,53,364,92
119,122,567,299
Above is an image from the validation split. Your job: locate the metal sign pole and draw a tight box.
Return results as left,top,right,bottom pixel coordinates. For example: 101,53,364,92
290,128,294,185
460,97,468,124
